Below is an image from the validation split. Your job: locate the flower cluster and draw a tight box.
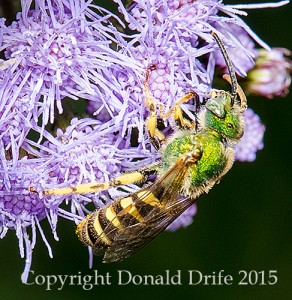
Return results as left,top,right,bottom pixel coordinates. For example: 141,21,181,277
0,0,290,283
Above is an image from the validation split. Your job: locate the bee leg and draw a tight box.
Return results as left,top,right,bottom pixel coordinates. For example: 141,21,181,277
158,91,199,129
144,69,166,150
144,68,199,148
37,164,160,196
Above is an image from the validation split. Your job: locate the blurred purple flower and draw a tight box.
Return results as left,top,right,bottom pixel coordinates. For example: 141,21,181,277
235,108,265,162
245,48,292,98
167,204,197,232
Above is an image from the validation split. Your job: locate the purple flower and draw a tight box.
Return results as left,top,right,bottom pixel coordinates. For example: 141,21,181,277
244,48,292,98
213,23,257,77
0,156,55,283
0,67,40,156
235,108,265,162
0,0,143,283
37,118,154,208
167,204,197,232
0,0,141,128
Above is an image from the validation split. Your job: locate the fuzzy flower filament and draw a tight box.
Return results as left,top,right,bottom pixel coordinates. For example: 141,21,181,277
0,0,142,133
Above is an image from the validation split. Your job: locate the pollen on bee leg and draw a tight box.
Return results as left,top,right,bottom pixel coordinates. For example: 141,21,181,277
110,172,145,186
159,91,197,128
42,182,111,195
146,113,157,138
173,106,193,129
39,172,148,197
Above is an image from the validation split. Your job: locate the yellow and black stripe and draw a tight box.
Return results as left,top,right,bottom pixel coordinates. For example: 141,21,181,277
76,187,166,252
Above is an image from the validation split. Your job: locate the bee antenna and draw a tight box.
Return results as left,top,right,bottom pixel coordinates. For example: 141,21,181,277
212,32,238,106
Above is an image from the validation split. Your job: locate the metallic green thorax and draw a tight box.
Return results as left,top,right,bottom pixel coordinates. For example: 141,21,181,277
161,90,245,198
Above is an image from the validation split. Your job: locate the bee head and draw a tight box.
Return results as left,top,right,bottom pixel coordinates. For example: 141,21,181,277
201,32,247,141
204,91,244,140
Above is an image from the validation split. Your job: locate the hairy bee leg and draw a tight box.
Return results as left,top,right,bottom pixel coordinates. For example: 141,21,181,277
158,91,198,129
144,68,198,147
39,169,157,196
144,69,166,150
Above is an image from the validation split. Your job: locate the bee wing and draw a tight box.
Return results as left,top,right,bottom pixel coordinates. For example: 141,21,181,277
102,196,195,263
99,154,198,263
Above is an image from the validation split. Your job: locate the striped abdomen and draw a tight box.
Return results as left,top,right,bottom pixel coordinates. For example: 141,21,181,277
76,190,165,254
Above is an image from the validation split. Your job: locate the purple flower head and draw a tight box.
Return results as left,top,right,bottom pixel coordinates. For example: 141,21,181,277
245,48,292,98
38,118,153,209
0,116,155,283
235,108,265,162
0,67,40,156
0,0,141,127
0,0,144,282
0,156,57,283
0,160,46,228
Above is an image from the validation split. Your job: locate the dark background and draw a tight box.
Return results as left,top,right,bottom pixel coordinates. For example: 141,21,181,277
1,1,291,299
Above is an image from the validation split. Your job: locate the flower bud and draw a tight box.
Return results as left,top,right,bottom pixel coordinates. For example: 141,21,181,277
245,48,292,98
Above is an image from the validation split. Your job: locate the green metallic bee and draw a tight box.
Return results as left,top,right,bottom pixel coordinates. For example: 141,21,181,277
43,32,247,263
